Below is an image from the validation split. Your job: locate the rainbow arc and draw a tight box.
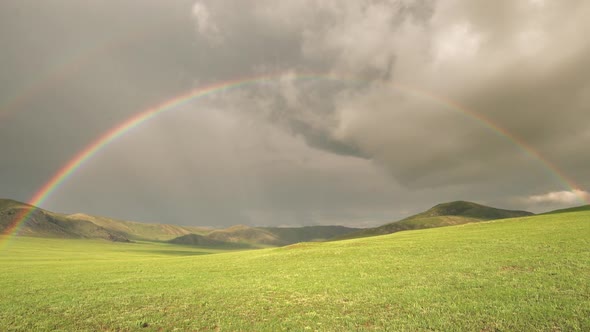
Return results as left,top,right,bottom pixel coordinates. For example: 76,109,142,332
2,72,587,249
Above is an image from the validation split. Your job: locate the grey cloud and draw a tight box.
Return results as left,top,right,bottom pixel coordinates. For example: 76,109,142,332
193,0,590,193
1,0,589,229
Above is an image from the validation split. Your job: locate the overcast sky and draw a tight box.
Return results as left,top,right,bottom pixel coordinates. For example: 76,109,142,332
1,0,589,227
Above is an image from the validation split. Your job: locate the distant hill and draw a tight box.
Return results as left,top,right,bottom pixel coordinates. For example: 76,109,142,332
66,213,211,241
207,225,284,246
542,204,590,215
205,225,361,246
336,201,533,240
0,199,360,247
262,226,361,243
1,198,533,246
409,201,533,220
0,199,129,242
0,199,33,211
168,233,251,249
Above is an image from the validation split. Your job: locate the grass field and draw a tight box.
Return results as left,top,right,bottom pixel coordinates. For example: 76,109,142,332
1,211,589,331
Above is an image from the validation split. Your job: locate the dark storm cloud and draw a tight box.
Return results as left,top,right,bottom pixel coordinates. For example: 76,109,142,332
190,0,590,186
1,0,589,227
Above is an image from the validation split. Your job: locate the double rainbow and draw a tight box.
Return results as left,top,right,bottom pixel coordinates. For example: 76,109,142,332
2,72,587,249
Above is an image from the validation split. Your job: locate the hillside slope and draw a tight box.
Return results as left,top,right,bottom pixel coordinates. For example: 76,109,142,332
0,198,535,246
206,225,284,246
168,233,252,249
0,199,359,246
262,225,361,243
409,201,533,220
0,199,129,242
542,204,590,215
337,201,533,240
67,213,211,241
206,225,361,246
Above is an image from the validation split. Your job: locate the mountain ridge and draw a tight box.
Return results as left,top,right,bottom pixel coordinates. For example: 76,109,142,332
0,198,360,246
0,201,129,242
7,198,578,246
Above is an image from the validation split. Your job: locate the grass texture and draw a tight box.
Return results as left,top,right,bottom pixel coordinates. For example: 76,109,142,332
1,211,588,331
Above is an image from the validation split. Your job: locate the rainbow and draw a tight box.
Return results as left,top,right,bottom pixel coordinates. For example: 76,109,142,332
2,72,588,248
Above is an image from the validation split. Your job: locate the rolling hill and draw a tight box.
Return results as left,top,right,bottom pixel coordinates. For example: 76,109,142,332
0,199,360,246
204,225,363,246
542,204,590,215
263,225,362,243
337,200,533,240
65,213,211,241
0,199,129,242
2,198,544,246
206,225,284,246
167,233,252,249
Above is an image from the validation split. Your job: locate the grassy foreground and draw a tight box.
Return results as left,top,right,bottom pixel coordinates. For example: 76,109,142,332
1,212,589,331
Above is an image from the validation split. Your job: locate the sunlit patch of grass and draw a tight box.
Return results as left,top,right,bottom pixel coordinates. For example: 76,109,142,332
1,211,589,330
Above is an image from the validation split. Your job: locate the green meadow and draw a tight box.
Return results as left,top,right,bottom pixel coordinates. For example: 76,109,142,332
1,211,589,331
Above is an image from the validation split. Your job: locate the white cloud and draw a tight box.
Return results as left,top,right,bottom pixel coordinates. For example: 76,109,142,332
527,190,590,205
433,22,482,65
192,1,220,41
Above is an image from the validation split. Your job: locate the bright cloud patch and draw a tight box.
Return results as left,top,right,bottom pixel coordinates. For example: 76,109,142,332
192,1,220,41
527,190,590,205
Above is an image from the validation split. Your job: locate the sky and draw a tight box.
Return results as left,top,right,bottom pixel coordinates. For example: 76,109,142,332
1,0,589,227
